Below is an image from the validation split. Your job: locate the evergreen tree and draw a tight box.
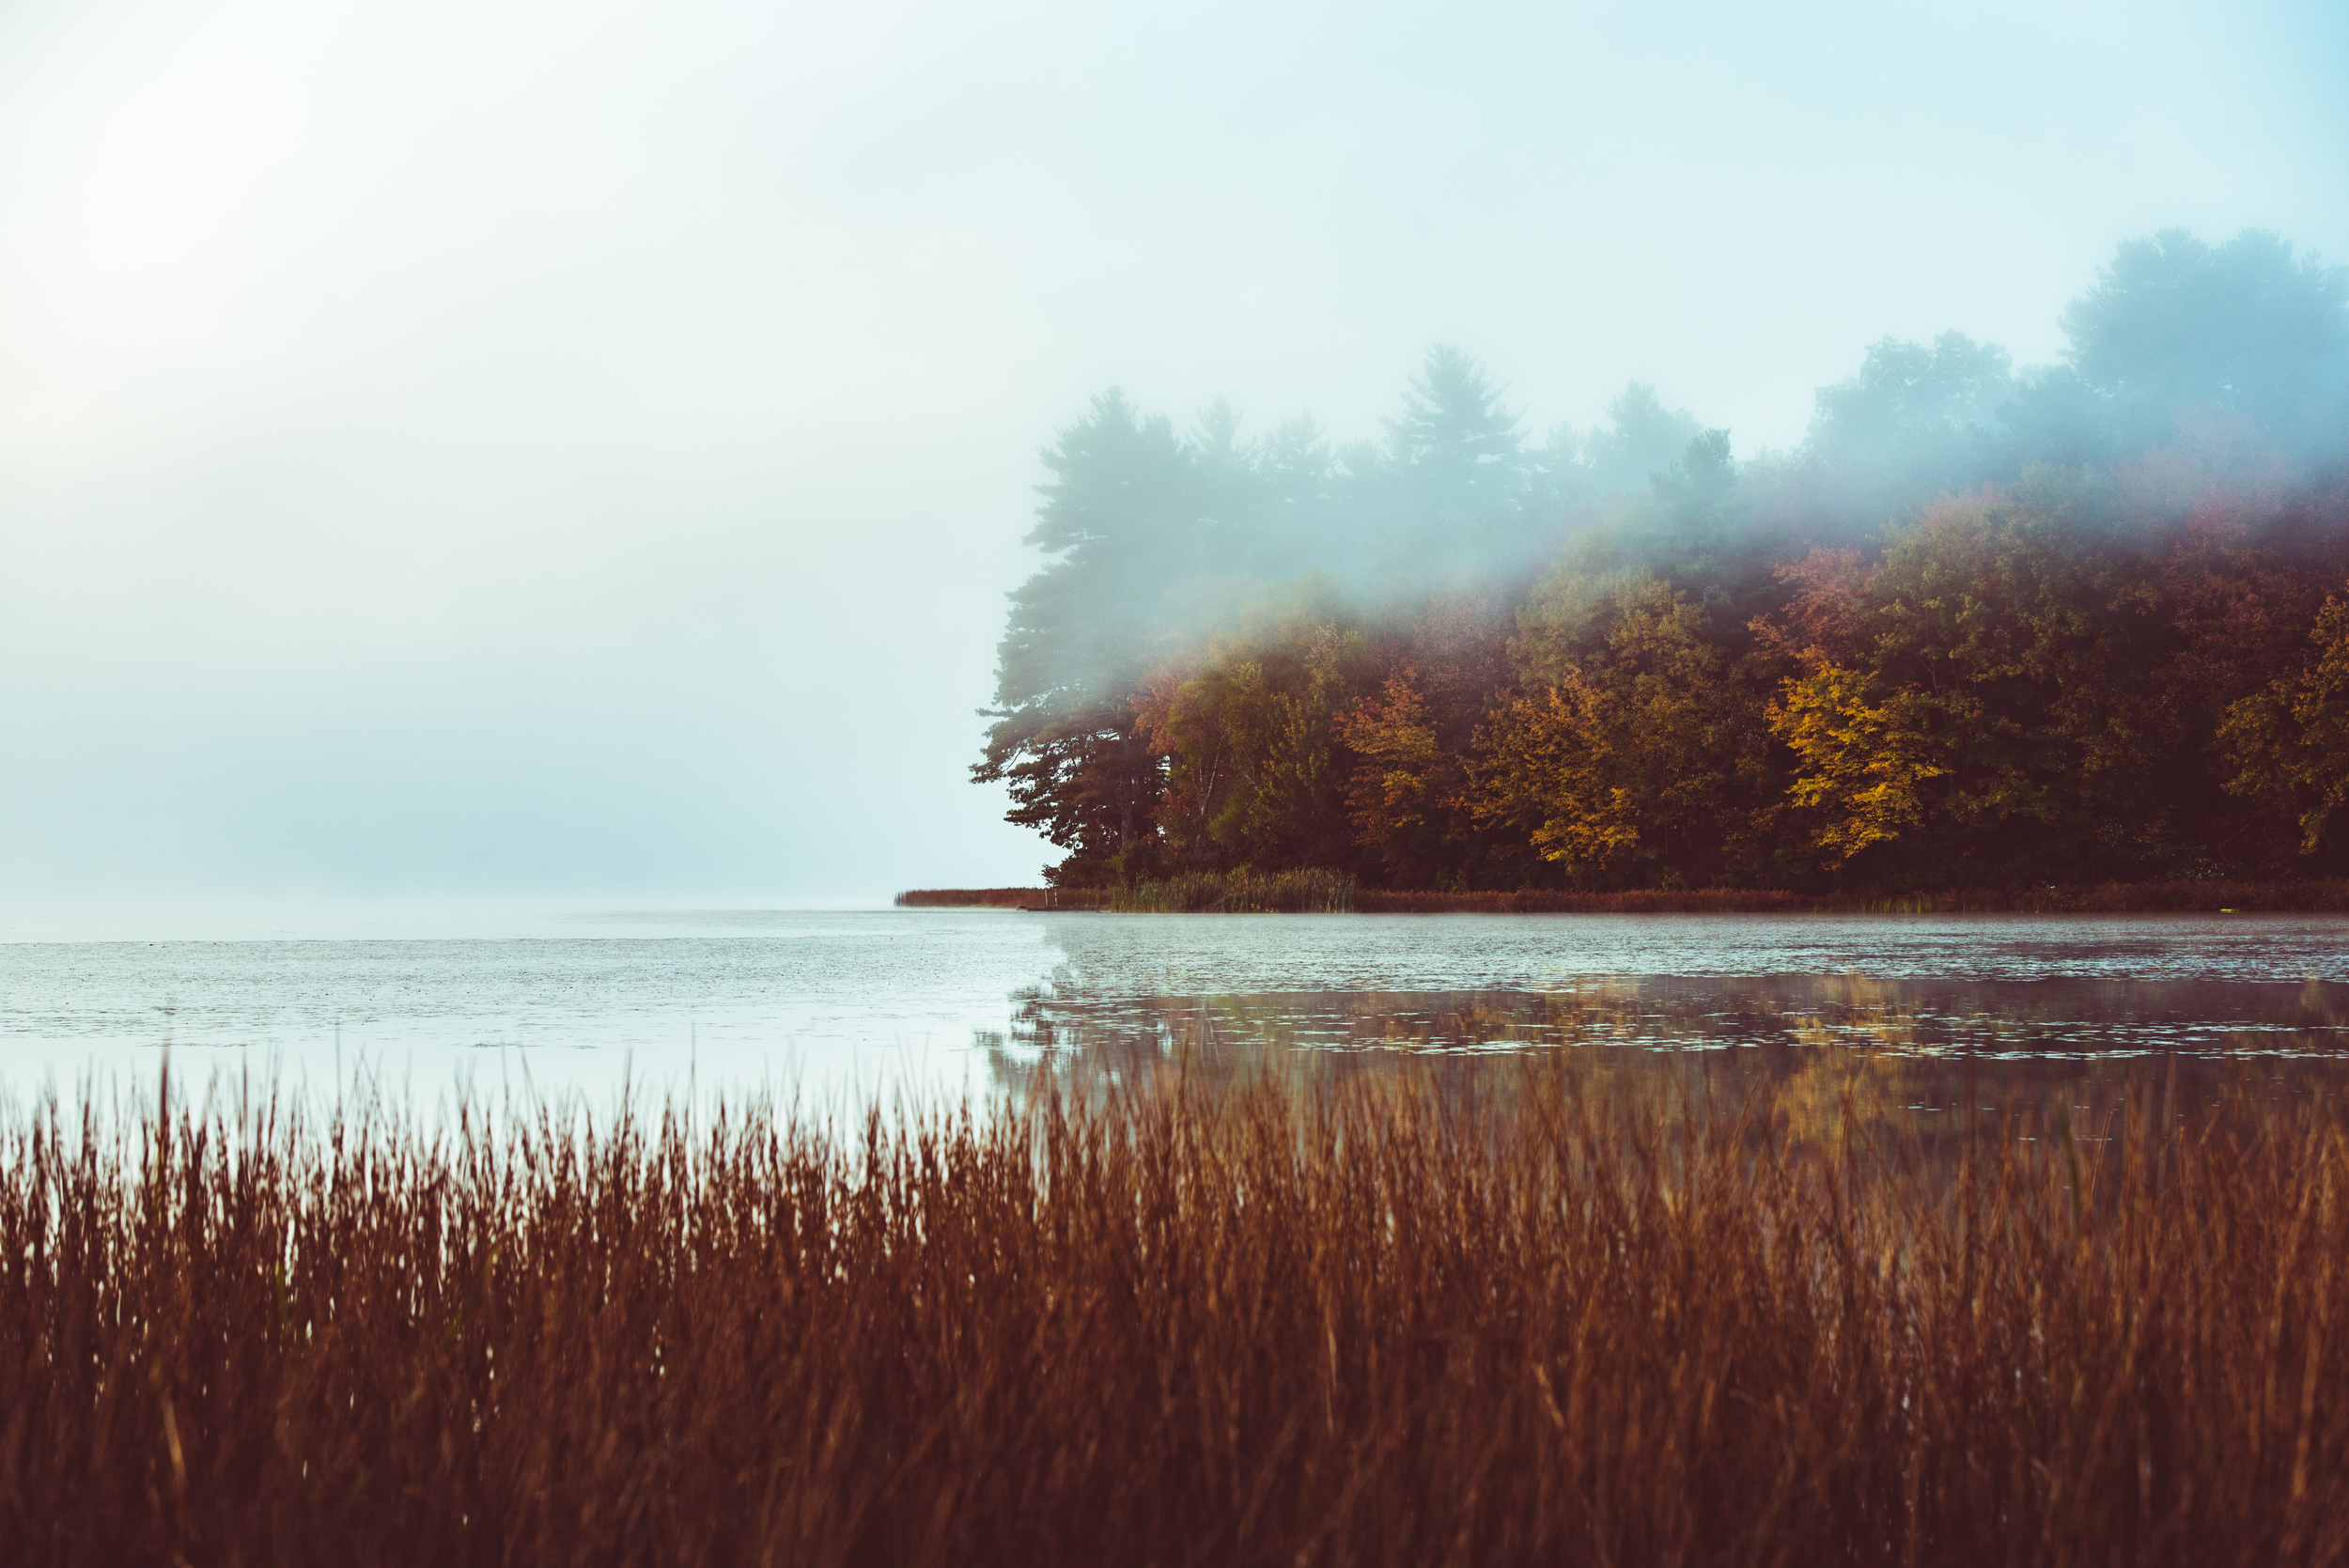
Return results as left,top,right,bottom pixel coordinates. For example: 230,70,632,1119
1383,345,1526,500
1580,382,1703,495
973,391,1201,882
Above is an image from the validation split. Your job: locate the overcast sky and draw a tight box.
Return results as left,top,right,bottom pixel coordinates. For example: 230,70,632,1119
1,0,2344,909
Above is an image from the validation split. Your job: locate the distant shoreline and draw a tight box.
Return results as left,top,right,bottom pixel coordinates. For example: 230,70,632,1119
896,878,2349,915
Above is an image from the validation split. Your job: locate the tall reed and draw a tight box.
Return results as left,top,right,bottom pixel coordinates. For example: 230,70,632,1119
894,888,1086,908
1,1066,2343,1565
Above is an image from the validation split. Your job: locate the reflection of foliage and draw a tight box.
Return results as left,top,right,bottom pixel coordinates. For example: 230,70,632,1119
1771,1051,1913,1150
985,972,2349,1155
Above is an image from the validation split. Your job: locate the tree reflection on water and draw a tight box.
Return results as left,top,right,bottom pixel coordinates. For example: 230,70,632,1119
980,970,2349,1150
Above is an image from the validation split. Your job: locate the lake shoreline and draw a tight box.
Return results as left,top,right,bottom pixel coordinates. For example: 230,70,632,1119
899,877,2349,915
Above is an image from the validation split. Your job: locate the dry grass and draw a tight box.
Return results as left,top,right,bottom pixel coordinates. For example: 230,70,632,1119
1361,878,2349,912
892,888,1062,908
894,888,1111,909
1109,870,1356,912
3,1063,2346,1566
1355,887,1813,913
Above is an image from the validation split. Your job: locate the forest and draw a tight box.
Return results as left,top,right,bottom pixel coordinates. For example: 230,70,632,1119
974,229,2349,893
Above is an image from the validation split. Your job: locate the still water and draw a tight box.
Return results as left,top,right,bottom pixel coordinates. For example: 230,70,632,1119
2,909,2345,1113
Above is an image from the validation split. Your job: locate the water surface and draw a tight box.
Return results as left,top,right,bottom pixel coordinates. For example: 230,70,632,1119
2,910,2343,1115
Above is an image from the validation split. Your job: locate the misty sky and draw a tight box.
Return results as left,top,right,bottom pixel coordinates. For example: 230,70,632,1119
2,0,2344,909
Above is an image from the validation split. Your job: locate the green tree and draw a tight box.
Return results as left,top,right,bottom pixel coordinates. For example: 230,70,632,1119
1142,594,1371,873
1806,332,2014,501
1579,382,1703,496
1362,347,1537,591
1382,345,1526,507
2061,228,2349,455
2220,595,2349,856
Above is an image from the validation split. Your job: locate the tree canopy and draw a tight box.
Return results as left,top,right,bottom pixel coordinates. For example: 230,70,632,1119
974,230,2349,891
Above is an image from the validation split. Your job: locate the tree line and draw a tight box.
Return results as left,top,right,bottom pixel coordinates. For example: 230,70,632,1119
975,229,2349,893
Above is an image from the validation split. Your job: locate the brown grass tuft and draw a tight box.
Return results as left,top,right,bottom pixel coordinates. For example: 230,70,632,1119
893,888,1063,908
3,1066,2345,1564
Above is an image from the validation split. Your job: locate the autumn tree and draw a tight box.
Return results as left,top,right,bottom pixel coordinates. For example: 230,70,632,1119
1327,593,1523,887
1330,666,1476,887
1470,672,1639,880
1754,548,1941,866
1478,579,1773,888
1768,667,1948,862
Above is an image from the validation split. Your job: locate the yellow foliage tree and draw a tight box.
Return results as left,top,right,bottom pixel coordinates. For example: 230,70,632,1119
1769,665,1949,861
1331,667,1465,854
1470,672,1641,876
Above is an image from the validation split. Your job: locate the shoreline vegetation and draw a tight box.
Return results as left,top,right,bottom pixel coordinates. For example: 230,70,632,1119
9,1067,2343,1564
898,872,2349,914
974,230,2349,901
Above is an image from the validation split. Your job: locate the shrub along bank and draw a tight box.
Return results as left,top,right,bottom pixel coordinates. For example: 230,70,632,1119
898,875,2349,912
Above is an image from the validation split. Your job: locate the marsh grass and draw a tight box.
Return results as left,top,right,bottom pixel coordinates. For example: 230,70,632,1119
1358,878,2349,913
3,1062,2345,1565
892,888,1073,908
1109,869,1357,912
1354,887,1811,912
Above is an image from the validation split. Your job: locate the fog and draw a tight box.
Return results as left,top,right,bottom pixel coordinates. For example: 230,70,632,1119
1,0,2343,913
